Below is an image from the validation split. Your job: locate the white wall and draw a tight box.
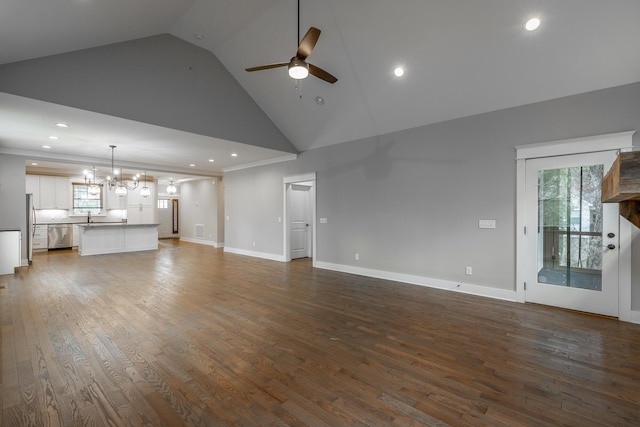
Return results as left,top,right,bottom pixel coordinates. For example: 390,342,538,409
224,81,640,300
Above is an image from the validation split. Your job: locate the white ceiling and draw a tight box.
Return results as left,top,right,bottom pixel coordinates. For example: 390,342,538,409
2,0,640,178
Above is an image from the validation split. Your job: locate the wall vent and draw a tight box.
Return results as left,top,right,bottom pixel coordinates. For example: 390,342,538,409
195,224,205,239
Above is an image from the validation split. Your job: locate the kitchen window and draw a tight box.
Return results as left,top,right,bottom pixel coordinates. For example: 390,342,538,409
73,184,103,214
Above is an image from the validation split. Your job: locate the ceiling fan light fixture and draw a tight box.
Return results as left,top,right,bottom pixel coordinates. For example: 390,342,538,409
525,17,541,31
288,57,309,79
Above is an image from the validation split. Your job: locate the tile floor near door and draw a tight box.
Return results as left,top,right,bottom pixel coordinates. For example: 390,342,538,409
1,239,640,426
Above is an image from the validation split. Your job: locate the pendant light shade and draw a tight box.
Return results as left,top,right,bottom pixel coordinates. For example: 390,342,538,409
140,171,151,197
167,180,177,194
115,185,127,196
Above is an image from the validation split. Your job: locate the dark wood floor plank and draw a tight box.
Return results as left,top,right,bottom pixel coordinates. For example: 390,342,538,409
2,240,640,426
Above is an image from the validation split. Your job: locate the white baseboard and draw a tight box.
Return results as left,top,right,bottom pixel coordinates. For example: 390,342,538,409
180,237,223,248
314,261,517,302
224,246,286,262
630,310,640,325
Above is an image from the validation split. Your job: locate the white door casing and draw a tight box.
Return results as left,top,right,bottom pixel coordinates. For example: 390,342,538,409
288,184,311,259
515,131,635,320
524,151,619,316
283,173,317,263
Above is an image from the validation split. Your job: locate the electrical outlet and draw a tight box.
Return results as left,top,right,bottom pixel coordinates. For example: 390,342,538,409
252,241,256,247
465,266,472,275
355,253,360,260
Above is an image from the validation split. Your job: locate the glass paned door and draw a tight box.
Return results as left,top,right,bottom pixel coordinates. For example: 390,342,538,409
525,151,619,316
537,164,603,290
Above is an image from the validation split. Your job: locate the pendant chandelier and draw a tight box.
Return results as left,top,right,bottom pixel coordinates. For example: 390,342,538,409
83,145,140,197
106,145,139,196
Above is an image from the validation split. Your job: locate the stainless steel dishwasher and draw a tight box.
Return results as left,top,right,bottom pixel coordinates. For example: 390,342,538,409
48,224,73,249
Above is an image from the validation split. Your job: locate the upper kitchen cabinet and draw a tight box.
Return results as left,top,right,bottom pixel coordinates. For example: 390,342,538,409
105,186,126,210
38,176,71,209
26,175,41,209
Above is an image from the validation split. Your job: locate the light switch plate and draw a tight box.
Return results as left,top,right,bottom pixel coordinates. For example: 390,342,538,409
479,219,496,229
320,218,328,224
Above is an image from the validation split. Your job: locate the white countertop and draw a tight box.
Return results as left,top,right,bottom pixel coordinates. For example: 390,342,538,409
78,223,159,228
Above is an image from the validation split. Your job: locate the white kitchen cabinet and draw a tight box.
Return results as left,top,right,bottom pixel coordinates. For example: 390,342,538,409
26,175,41,208
105,186,126,210
54,177,71,209
72,225,80,248
0,231,21,275
127,181,157,224
127,205,156,224
38,176,71,209
33,225,48,251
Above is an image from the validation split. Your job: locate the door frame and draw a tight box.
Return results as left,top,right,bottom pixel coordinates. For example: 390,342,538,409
283,172,317,265
515,131,635,318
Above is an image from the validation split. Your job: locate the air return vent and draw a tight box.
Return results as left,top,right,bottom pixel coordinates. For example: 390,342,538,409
194,224,205,239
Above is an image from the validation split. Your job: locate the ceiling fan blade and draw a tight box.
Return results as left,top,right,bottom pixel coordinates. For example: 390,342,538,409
297,27,321,59
309,64,338,84
245,62,289,72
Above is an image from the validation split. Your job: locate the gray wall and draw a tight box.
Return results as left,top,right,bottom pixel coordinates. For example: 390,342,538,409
216,177,225,246
0,154,27,261
225,81,640,294
0,34,297,154
180,178,220,246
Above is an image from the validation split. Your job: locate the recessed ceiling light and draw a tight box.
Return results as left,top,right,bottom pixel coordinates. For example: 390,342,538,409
48,135,59,140
209,159,214,162
190,163,196,167
55,123,69,128
315,96,325,105
231,153,238,157
42,145,51,149
394,67,405,77
525,17,541,31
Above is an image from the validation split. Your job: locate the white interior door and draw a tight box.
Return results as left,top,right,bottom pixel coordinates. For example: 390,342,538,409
288,184,311,259
157,198,173,238
525,151,619,316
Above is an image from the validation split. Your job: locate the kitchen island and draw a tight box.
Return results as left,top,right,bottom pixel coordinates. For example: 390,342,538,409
77,223,158,256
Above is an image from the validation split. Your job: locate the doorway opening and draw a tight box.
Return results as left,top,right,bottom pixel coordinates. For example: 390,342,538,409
283,173,316,264
158,197,180,239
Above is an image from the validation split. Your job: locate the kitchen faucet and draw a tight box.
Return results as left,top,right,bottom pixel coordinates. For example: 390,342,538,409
87,211,92,223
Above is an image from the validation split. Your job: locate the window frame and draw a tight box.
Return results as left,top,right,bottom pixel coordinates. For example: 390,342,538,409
72,183,104,215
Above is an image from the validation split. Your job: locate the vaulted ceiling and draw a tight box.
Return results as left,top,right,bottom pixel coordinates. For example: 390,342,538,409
1,0,639,178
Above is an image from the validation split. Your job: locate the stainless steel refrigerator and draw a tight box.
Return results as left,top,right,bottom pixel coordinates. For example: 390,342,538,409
26,193,34,264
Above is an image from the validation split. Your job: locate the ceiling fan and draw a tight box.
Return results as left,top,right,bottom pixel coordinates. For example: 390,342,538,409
245,0,337,84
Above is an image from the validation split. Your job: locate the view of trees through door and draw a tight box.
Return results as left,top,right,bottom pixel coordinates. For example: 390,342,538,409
537,164,604,290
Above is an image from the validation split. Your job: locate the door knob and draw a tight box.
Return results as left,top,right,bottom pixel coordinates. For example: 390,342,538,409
607,232,615,238
607,244,616,250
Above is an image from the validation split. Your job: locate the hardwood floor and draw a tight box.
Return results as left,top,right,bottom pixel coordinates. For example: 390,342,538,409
2,240,639,426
